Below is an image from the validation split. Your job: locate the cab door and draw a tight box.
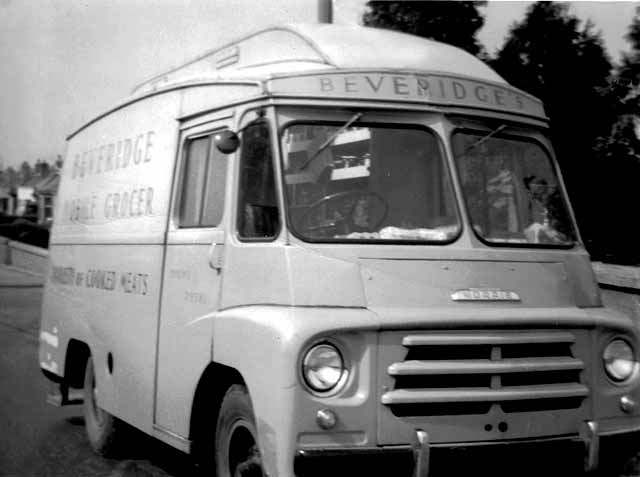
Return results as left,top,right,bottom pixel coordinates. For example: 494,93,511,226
154,117,231,442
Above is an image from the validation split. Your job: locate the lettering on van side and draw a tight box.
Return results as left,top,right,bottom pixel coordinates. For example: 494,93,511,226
62,195,98,223
49,265,149,296
120,272,149,295
184,291,207,304
104,187,154,220
72,130,155,180
61,186,154,224
85,269,117,291
50,266,76,285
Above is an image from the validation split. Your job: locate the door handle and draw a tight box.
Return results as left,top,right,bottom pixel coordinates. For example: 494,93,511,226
208,242,224,273
208,230,225,273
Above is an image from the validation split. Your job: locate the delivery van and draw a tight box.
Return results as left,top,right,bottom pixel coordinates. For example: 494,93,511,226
39,23,640,476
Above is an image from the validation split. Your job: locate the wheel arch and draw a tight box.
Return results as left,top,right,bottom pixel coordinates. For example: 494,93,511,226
189,361,246,459
64,338,91,389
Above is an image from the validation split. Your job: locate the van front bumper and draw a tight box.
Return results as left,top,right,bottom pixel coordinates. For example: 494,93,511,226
294,422,640,477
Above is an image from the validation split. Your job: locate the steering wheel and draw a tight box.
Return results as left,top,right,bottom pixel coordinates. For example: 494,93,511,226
298,190,388,236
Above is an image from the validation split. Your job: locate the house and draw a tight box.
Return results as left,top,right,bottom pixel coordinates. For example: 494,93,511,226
0,186,15,216
0,169,60,225
33,173,60,225
15,176,39,218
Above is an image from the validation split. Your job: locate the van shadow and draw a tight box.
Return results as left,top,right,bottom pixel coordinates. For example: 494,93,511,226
68,416,196,477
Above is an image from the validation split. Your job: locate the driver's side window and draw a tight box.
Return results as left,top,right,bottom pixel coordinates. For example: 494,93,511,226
237,122,280,240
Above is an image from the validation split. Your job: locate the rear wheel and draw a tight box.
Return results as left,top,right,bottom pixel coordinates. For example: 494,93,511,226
83,356,122,456
215,385,265,477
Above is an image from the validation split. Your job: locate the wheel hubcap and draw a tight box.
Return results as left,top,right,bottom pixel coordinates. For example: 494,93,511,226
228,420,263,477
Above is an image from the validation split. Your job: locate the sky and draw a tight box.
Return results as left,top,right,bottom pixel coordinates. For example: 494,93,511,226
0,0,638,170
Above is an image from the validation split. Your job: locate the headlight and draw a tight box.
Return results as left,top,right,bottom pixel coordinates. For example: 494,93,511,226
302,343,346,393
603,339,637,382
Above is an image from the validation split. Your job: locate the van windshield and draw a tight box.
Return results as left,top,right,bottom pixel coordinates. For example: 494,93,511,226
452,131,576,245
281,123,460,242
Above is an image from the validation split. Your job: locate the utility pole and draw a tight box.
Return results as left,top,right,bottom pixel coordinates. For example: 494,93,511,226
318,0,332,23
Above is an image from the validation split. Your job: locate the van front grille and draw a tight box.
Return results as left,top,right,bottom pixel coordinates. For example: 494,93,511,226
381,331,588,417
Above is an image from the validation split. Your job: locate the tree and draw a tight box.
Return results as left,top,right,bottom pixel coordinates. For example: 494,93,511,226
490,2,616,261
618,6,640,97
592,7,640,264
363,1,487,57
19,161,33,184
34,159,51,178
54,155,64,171
597,6,640,161
4,167,17,189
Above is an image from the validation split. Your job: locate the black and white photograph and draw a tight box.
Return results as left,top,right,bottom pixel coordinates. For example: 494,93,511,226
1,1,639,476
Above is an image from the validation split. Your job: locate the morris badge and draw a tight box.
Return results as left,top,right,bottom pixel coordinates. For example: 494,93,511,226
451,288,521,302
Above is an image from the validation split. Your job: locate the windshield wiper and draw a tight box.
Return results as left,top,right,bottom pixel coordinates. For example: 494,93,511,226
463,124,506,155
296,112,363,172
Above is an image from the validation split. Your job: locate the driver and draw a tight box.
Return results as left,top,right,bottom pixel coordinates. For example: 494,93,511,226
351,197,370,230
523,176,566,243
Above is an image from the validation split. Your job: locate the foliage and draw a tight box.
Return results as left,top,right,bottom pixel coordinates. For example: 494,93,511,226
19,161,33,184
363,1,487,56
34,160,51,178
54,155,64,170
619,6,640,95
592,7,640,264
490,3,613,160
0,167,17,189
598,6,640,157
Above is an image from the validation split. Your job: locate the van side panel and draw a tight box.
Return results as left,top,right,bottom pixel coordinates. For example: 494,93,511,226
51,93,181,245
42,92,181,433
46,243,163,428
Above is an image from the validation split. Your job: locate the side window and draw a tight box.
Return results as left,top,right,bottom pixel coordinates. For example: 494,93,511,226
237,122,280,239
179,132,227,228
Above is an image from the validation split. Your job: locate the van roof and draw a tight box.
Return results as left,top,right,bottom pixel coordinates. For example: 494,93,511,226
70,24,543,140
132,23,506,95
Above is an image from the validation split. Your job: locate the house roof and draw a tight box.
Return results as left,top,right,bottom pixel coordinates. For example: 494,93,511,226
21,176,42,188
34,173,60,195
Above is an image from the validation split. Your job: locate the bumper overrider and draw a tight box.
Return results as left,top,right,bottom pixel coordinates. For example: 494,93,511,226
295,423,640,476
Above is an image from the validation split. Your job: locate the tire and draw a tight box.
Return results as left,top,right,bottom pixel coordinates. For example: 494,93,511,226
83,356,122,456
215,384,265,477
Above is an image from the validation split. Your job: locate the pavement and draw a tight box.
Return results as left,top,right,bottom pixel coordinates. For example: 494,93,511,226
0,264,45,287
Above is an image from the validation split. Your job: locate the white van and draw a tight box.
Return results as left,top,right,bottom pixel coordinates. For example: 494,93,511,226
40,24,640,476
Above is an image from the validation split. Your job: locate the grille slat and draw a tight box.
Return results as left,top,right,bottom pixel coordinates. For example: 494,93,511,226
388,357,584,376
402,332,575,347
383,330,587,417
381,383,588,405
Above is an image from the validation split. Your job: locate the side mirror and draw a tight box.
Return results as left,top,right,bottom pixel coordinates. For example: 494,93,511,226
214,130,240,154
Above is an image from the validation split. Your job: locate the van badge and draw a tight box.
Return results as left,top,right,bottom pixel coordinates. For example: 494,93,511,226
451,288,521,302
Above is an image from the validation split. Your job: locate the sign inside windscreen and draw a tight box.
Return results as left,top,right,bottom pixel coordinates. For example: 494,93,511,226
269,73,545,118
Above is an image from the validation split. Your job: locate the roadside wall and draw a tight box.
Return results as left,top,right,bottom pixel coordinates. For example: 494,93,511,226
0,238,49,276
0,237,9,265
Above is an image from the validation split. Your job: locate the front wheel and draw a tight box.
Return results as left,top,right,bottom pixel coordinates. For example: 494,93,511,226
83,356,122,456
215,385,265,477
